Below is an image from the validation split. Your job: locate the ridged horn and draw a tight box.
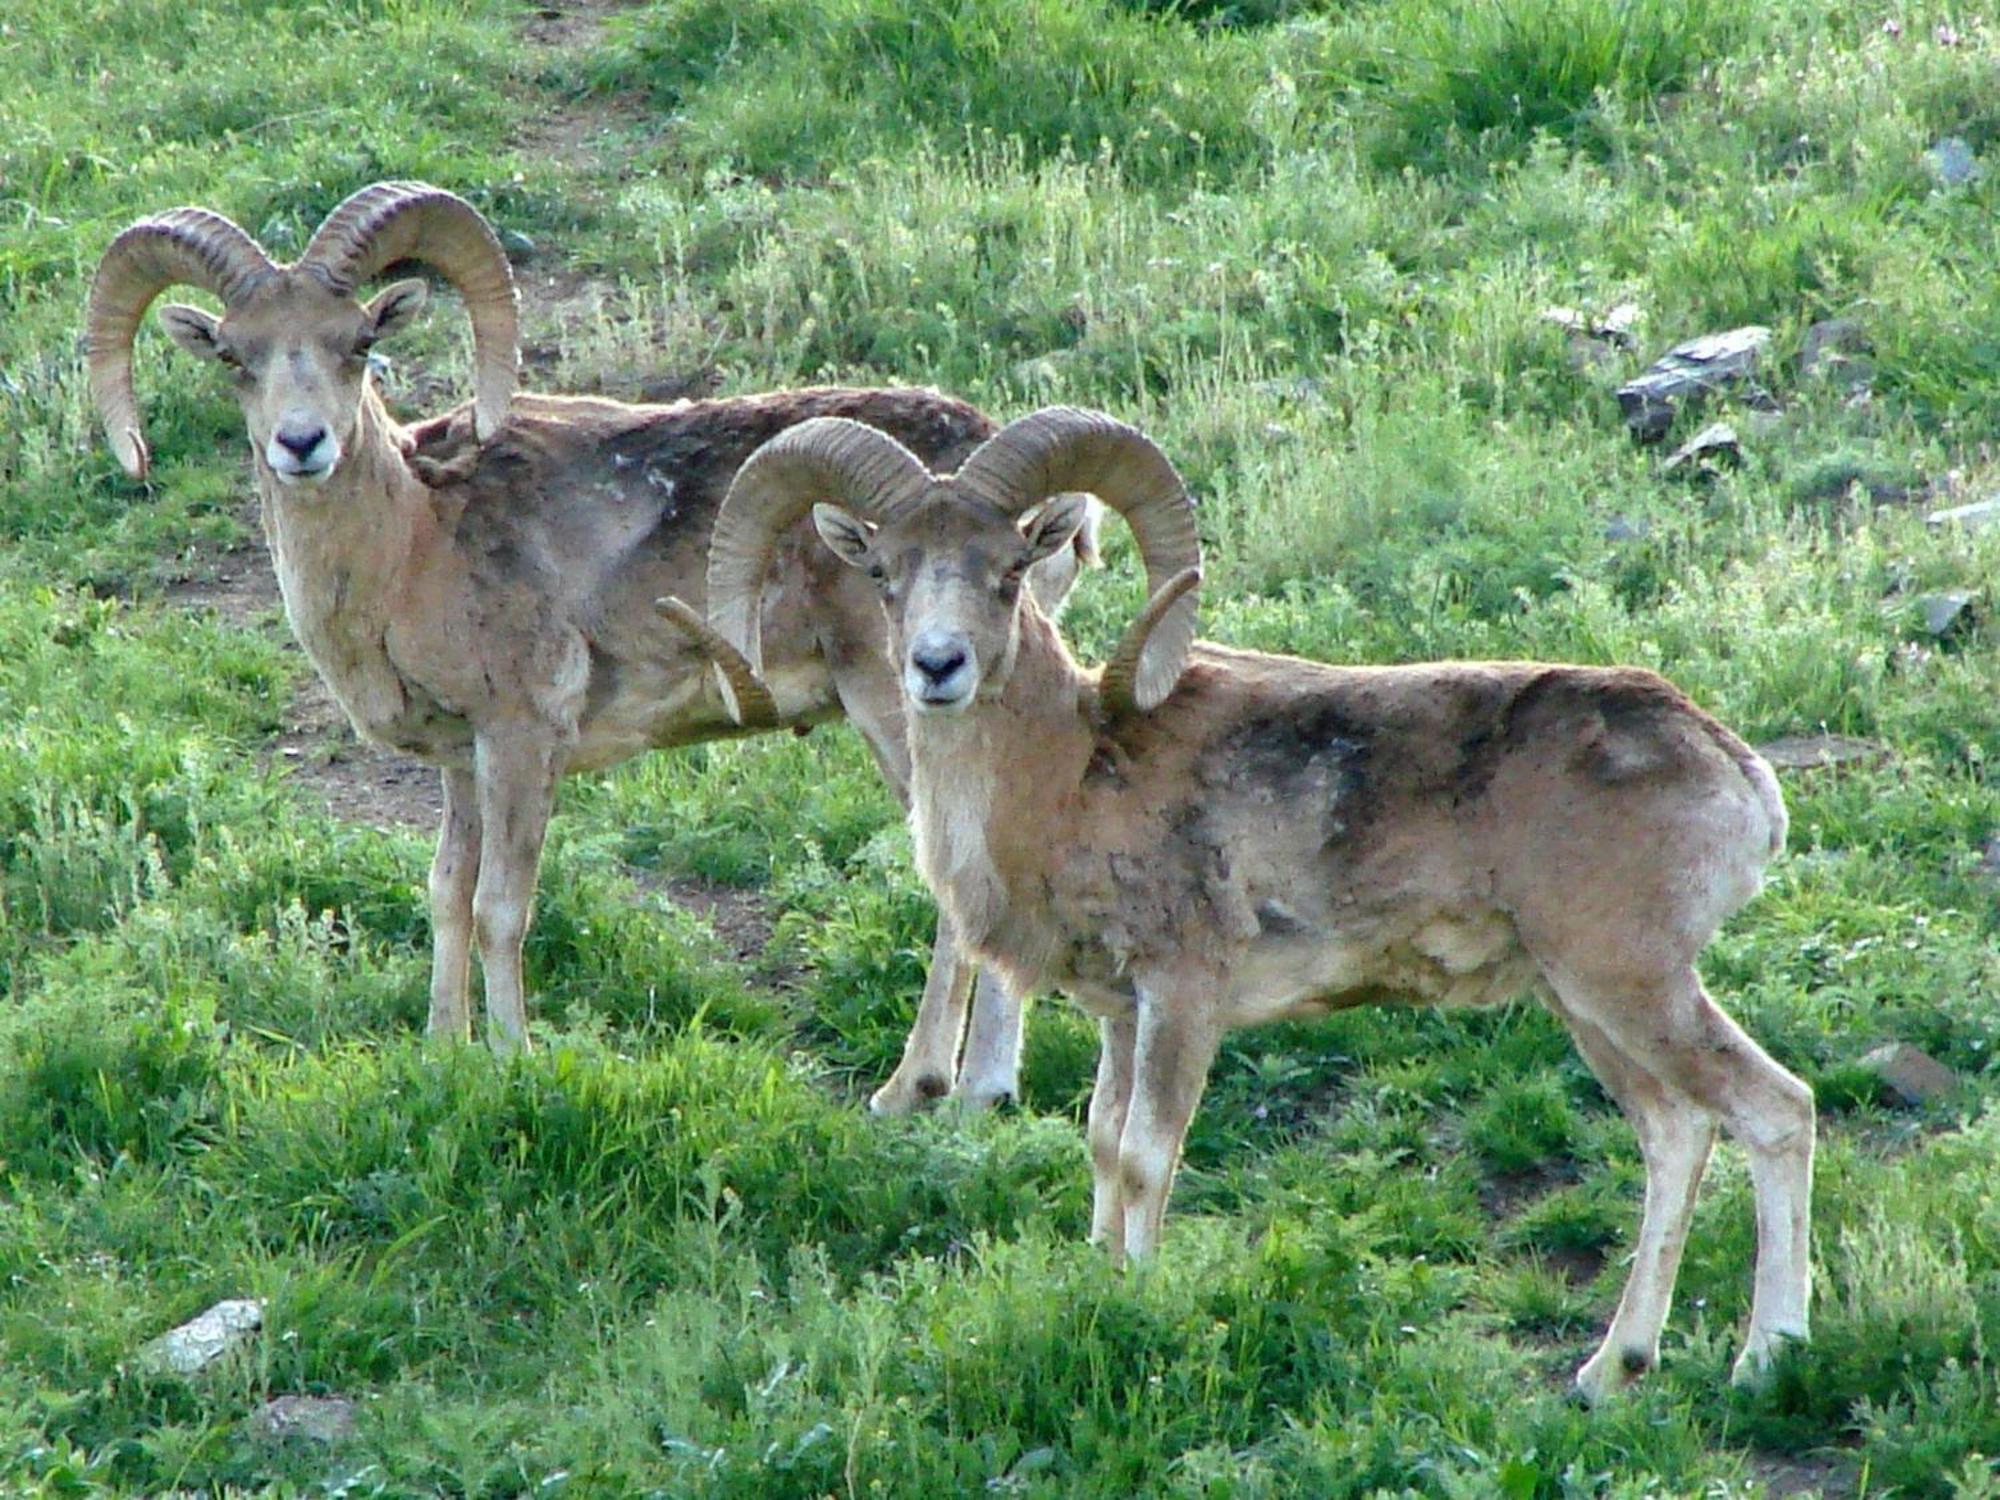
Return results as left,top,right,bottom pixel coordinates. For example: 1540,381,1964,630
1099,567,1201,719
706,416,933,672
655,596,781,730
954,406,1200,712
84,209,277,480
300,181,518,440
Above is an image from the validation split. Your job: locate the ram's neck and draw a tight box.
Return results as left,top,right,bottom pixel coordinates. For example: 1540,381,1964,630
254,391,441,732
907,609,1093,971
256,393,421,611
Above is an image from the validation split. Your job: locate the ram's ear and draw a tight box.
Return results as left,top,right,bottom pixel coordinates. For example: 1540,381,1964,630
1018,491,1093,565
812,503,877,568
362,278,428,343
158,304,225,361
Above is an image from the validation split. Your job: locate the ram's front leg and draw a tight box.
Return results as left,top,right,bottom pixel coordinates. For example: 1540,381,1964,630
870,919,975,1115
954,969,1025,1111
835,666,1005,1116
425,766,481,1041
471,725,568,1054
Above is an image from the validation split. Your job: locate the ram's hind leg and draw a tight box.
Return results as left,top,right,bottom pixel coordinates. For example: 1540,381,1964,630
1548,965,1813,1397
426,766,481,1041
1088,1011,1138,1258
471,727,567,1055
1544,996,1718,1402
870,922,976,1115
1118,983,1222,1263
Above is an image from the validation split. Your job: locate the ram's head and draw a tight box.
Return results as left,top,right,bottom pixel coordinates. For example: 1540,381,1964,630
86,181,518,485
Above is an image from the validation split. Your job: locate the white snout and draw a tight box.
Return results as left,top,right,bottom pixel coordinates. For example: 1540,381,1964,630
264,416,339,484
906,630,976,712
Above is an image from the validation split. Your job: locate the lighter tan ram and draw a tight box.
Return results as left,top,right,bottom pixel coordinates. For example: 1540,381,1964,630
666,406,1815,1402
84,181,1094,1110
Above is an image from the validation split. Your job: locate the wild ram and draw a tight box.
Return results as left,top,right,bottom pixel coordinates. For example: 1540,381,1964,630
665,405,1814,1401
84,181,1092,1110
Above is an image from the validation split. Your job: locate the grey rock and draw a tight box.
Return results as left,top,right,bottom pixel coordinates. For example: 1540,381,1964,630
1542,301,1641,347
248,1395,358,1445
1860,1042,1959,1106
1926,136,1980,187
498,228,539,262
1799,318,1874,391
1616,326,1771,440
1917,590,1977,637
139,1298,263,1375
1250,376,1325,404
1011,355,1068,388
1603,513,1651,543
1661,420,1741,477
1926,496,2000,531
1754,733,1889,771
1596,301,1643,344
989,1446,1060,1492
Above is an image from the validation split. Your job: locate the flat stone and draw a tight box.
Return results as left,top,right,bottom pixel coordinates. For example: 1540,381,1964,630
1249,376,1324,403
1596,301,1643,343
1603,513,1651,543
1860,1043,1959,1106
1917,590,1977,637
1926,496,2000,531
1927,136,1980,187
139,1298,263,1375
248,1395,358,1445
1661,420,1740,476
1754,733,1889,771
1616,327,1770,441
1542,301,1641,346
1800,318,1871,386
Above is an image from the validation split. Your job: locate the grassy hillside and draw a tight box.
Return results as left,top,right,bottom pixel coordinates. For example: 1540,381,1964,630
3,1,2000,1494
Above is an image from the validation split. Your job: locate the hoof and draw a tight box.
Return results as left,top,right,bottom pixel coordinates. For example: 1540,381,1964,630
1573,1344,1652,1406
951,1083,1018,1115
1731,1327,1807,1390
868,1071,951,1118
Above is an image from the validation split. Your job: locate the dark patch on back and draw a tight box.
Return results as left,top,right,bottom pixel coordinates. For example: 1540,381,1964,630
1452,669,1564,804
1201,695,1373,845
1455,666,1704,799
410,387,997,570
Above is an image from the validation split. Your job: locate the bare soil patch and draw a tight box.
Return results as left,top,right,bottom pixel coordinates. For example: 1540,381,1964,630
1744,1450,1858,1499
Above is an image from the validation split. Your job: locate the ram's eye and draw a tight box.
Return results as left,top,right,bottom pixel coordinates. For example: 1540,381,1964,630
215,348,243,371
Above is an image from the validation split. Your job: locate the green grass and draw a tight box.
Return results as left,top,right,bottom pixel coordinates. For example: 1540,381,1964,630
6,0,2000,1493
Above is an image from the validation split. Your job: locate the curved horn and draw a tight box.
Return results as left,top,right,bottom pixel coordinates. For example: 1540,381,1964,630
706,416,933,672
84,209,277,480
955,407,1200,712
1100,567,1201,719
655,596,781,730
301,181,518,440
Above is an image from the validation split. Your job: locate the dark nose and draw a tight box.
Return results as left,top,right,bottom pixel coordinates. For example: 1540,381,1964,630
911,639,967,686
275,424,326,459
